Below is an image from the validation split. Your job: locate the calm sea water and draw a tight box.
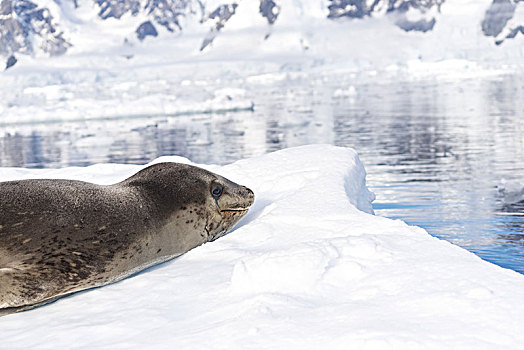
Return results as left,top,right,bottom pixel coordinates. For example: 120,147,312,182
1,72,523,273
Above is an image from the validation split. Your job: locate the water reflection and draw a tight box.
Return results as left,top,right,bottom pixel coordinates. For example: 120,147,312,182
0,114,267,167
0,72,523,273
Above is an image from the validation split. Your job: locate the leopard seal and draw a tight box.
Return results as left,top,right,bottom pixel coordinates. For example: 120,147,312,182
0,162,254,316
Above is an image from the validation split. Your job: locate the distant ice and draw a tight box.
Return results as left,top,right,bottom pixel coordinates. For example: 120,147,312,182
2,145,524,349
498,180,524,206
0,83,254,125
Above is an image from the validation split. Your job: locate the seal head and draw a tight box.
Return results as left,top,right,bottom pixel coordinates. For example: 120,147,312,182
122,163,254,242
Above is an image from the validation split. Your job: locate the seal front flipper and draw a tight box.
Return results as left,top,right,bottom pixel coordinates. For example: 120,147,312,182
0,263,66,315
0,248,94,315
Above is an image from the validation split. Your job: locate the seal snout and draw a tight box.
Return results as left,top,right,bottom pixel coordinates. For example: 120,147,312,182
217,185,254,213
243,186,255,205
236,185,255,210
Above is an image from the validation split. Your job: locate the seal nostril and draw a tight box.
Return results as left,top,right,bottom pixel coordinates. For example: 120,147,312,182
244,186,254,198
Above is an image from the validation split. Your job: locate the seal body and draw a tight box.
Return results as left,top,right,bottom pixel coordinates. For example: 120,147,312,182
0,163,254,315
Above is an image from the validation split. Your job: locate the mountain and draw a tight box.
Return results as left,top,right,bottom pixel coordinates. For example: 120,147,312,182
0,0,71,67
1,0,523,69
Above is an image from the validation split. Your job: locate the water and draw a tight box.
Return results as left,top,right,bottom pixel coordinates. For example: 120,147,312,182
1,71,523,273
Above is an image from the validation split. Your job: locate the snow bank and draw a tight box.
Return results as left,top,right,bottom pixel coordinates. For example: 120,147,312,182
2,145,524,349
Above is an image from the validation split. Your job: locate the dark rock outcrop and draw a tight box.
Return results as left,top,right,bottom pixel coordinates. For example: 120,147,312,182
5,54,17,70
328,0,444,33
95,0,140,20
200,3,238,51
481,0,516,37
260,0,280,24
136,21,158,40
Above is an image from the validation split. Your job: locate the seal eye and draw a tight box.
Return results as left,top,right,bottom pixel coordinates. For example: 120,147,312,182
212,185,223,199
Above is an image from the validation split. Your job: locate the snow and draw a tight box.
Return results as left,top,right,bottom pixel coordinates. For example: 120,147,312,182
2,145,524,349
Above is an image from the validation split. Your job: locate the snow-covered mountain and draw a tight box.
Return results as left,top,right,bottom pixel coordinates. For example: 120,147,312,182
1,0,523,69
0,0,70,68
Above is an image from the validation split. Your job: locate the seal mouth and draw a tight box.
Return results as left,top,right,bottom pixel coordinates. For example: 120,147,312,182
220,207,250,213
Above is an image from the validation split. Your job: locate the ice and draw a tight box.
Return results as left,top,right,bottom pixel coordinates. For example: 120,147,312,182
333,85,357,97
0,83,254,125
498,180,524,206
2,145,524,348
